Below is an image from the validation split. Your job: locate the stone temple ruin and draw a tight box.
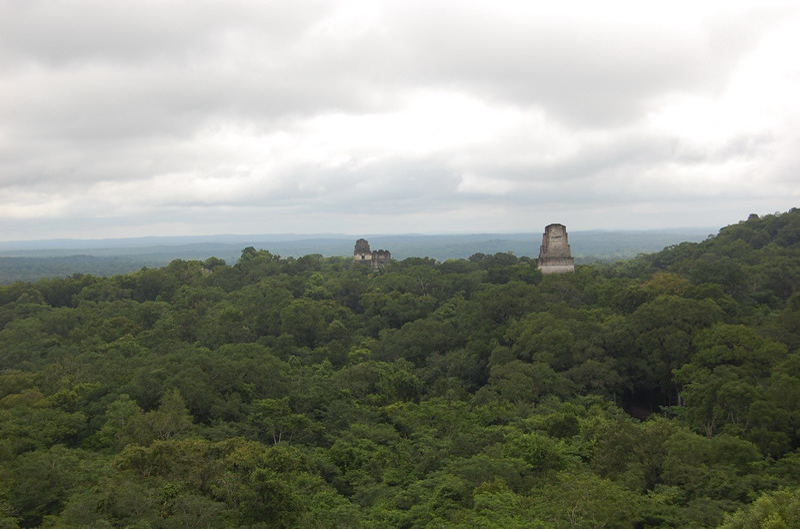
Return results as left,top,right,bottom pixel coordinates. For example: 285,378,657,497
537,223,575,274
353,239,391,270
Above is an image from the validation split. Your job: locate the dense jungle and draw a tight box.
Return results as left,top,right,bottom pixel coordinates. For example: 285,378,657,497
1,209,800,528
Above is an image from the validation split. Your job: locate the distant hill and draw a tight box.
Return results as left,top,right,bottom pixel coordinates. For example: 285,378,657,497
0,228,713,283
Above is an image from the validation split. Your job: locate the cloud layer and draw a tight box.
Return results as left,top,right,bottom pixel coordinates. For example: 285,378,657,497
1,0,799,239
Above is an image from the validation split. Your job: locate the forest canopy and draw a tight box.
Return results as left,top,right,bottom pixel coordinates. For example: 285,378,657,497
1,208,799,527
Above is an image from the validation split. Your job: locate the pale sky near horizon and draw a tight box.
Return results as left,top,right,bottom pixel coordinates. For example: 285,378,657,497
1,0,799,241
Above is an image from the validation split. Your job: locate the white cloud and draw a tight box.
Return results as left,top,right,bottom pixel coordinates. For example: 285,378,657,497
0,0,798,239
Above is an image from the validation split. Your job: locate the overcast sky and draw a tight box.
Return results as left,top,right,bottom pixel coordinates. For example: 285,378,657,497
1,0,799,240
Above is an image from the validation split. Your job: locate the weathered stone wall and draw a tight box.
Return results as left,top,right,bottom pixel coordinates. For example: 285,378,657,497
354,238,372,263
353,239,390,269
537,223,575,274
373,249,391,264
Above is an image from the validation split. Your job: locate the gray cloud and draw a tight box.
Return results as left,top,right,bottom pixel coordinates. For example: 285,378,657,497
0,1,798,239
0,1,327,67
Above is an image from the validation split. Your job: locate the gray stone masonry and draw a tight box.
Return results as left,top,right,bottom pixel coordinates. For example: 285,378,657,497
354,239,391,270
537,223,575,274
354,238,371,263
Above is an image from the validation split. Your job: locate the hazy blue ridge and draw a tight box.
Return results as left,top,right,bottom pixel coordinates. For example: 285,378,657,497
0,229,713,283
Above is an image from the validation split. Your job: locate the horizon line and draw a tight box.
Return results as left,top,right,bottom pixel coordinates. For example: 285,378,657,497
0,226,719,247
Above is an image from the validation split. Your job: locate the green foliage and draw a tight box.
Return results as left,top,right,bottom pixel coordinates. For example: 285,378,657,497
721,488,800,528
528,470,643,528
0,208,799,526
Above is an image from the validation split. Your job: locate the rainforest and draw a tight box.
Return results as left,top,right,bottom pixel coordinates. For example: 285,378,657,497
2,209,800,528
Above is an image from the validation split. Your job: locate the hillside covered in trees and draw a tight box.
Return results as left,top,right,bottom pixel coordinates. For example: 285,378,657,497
1,209,800,527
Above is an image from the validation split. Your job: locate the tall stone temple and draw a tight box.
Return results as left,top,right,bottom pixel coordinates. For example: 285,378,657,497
353,239,391,270
537,223,575,274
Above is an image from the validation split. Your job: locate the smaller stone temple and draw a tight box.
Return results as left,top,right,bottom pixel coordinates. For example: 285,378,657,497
353,239,391,270
537,223,575,274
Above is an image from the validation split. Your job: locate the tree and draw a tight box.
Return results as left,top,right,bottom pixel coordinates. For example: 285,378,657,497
720,488,800,529
249,397,312,445
528,470,643,528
